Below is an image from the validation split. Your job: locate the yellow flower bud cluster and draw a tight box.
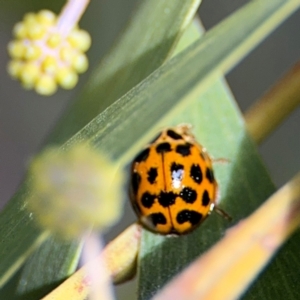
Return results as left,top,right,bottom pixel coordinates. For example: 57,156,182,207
27,144,124,239
7,10,91,96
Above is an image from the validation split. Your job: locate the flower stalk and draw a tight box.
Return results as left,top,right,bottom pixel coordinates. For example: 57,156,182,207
245,62,300,144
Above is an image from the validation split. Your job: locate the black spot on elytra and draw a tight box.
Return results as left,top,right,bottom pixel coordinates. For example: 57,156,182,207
176,143,191,156
147,167,158,184
190,164,202,184
202,190,210,206
150,213,167,226
134,148,150,163
206,167,214,183
131,172,141,195
176,210,202,225
171,162,184,172
141,192,156,208
179,187,197,203
158,191,177,207
166,129,183,140
156,142,172,153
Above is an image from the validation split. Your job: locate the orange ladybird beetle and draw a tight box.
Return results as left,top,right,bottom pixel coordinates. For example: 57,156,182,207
129,124,230,235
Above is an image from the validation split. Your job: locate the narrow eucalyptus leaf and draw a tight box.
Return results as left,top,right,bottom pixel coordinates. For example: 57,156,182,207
0,1,202,298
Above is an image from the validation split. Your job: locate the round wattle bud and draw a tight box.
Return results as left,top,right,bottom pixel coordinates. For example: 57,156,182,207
27,144,124,239
7,9,91,96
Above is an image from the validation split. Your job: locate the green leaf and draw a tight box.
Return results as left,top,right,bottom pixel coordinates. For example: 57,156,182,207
0,0,202,298
0,187,48,288
136,77,275,299
245,231,300,300
63,0,299,162
1,0,299,298
132,0,299,299
47,0,202,144
17,0,300,298
15,237,82,299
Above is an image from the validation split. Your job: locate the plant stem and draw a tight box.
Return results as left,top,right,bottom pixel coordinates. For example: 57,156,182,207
41,224,141,300
245,62,300,144
57,0,90,36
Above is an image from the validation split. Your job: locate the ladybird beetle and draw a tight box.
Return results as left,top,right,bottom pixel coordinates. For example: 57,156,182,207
129,124,230,235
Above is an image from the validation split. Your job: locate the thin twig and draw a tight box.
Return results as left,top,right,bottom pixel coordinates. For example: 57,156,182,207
41,224,141,300
245,62,300,144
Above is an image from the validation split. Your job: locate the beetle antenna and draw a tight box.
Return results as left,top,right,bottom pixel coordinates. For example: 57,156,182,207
214,206,232,221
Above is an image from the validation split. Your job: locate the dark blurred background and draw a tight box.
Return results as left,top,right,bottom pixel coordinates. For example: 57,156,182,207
0,0,299,299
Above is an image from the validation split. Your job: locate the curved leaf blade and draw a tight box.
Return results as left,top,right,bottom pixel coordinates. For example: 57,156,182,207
0,0,298,299
48,0,202,144
0,0,202,298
